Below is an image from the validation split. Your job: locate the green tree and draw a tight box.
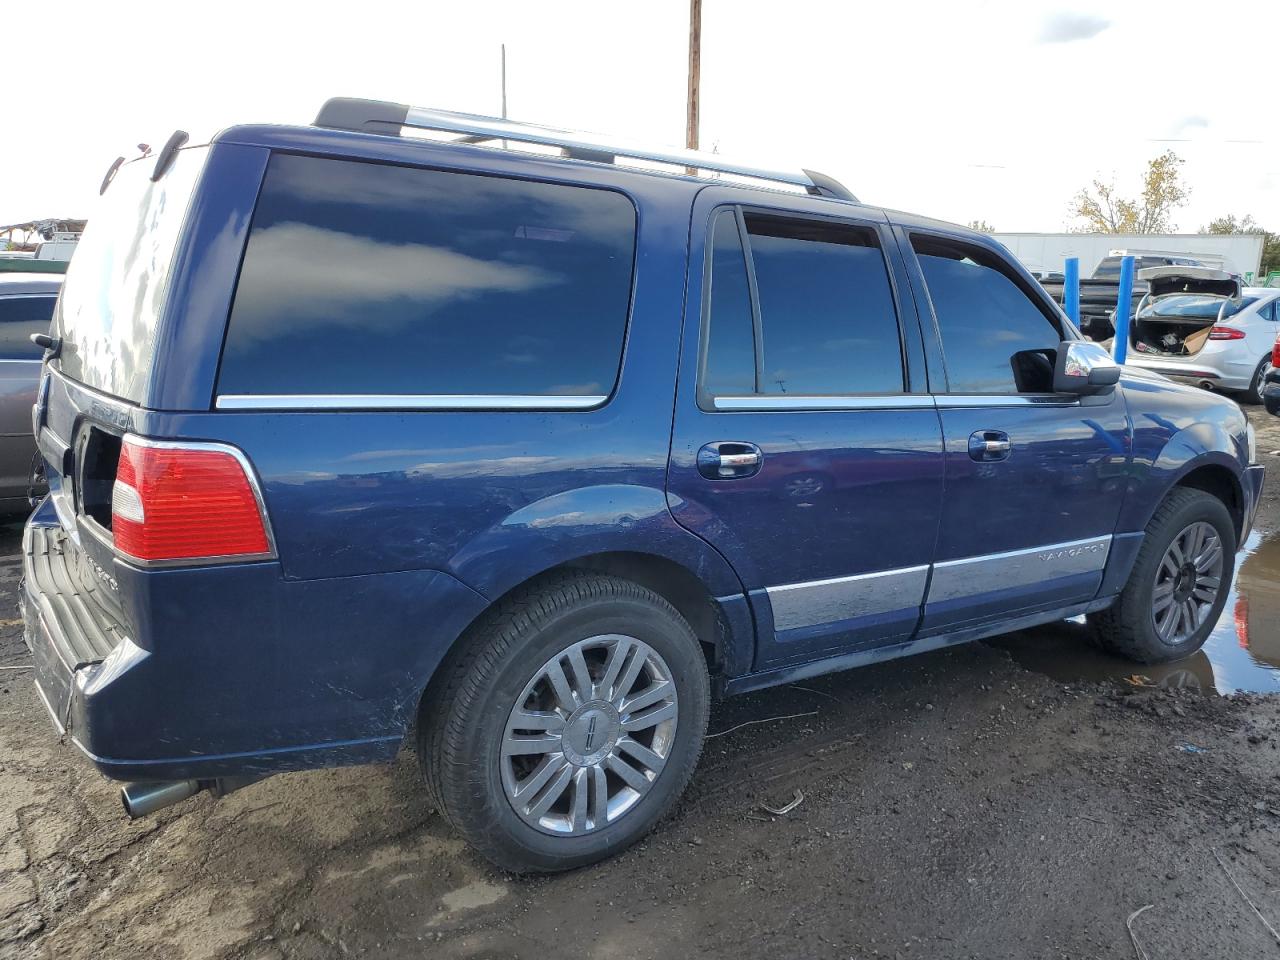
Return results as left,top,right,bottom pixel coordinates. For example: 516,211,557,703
1202,214,1280,276
966,219,996,233
1071,151,1189,233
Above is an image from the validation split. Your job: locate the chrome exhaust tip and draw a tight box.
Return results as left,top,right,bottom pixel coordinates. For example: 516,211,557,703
1199,380,1216,391
120,780,202,818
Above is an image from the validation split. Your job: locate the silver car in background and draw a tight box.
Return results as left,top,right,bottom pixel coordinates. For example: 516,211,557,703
0,273,60,514
1124,266,1280,404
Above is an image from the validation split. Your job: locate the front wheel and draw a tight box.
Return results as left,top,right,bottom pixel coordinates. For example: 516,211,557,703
1089,488,1236,663
419,571,710,873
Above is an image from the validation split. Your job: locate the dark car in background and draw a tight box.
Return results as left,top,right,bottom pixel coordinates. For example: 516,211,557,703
1263,333,1280,415
0,273,58,512
21,99,1265,873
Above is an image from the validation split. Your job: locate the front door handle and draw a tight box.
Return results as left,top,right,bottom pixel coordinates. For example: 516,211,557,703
697,441,763,479
968,430,1011,462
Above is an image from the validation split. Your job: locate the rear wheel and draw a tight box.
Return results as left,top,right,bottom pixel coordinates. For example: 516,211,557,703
1242,355,1271,405
1089,487,1235,663
419,571,710,873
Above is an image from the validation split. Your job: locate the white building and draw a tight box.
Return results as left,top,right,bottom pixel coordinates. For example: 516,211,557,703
990,233,1266,280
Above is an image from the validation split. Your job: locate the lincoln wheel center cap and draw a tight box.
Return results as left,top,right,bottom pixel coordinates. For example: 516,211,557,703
561,701,621,766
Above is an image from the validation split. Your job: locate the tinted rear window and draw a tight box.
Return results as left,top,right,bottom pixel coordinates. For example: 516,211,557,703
0,295,57,360
218,154,637,400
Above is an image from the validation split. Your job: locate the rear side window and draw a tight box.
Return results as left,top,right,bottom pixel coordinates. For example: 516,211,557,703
219,154,637,400
0,295,56,360
700,209,905,400
750,215,903,395
912,235,1061,394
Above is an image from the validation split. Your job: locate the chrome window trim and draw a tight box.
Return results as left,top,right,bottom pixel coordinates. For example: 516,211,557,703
934,394,1081,408
215,394,609,411
765,564,930,631
713,394,935,411
112,434,279,567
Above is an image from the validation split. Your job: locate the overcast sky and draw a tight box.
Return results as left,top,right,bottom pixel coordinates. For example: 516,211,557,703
3,0,1276,233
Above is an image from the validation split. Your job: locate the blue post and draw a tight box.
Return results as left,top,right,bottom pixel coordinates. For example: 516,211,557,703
1063,257,1080,326
1112,255,1135,363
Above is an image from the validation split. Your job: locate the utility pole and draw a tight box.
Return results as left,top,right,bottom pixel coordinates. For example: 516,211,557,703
686,0,701,152
501,43,508,119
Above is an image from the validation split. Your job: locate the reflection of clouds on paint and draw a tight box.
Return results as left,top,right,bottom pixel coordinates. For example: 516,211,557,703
229,222,559,342
274,470,339,485
406,455,557,479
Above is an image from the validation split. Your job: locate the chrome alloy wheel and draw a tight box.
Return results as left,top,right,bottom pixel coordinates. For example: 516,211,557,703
1151,521,1224,646
500,634,678,836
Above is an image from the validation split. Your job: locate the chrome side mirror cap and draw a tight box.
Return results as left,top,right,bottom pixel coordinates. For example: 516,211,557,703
1054,341,1120,396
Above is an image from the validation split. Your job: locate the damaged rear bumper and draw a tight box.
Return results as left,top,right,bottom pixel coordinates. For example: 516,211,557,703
23,498,489,783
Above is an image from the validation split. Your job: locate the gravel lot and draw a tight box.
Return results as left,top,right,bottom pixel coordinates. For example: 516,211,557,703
3,408,1280,960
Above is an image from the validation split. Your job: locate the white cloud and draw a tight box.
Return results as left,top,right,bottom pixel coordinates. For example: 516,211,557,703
1036,11,1111,43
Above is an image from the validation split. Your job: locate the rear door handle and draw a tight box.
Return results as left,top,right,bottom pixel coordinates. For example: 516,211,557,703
968,430,1011,462
697,441,763,479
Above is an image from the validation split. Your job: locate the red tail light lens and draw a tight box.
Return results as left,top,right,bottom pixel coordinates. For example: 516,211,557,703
1271,334,1280,368
1208,326,1246,340
111,437,272,563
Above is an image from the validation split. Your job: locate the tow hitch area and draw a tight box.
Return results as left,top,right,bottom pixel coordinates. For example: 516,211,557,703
120,775,267,818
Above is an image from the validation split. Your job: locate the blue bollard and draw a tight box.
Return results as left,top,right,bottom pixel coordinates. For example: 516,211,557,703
1112,255,1135,363
1063,257,1080,327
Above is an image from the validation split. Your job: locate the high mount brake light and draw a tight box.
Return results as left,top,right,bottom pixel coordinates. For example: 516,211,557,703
111,436,272,564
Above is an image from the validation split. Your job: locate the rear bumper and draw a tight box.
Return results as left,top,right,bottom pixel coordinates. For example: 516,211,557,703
1124,355,1250,391
23,500,489,781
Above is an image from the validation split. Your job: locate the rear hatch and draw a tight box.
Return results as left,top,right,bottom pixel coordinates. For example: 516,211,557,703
1131,267,1243,359
31,145,208,659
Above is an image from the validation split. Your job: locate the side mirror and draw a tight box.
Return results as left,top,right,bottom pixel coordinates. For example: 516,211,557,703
1054,341,1120,396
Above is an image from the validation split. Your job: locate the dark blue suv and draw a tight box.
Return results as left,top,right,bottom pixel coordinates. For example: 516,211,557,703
24,98,1265,872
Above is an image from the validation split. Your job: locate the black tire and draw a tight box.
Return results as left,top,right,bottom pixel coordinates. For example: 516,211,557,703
1241,356,1271,405
1089,488,1236,663
418,571,710,873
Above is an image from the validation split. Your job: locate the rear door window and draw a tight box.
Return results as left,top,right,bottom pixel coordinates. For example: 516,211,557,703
699,209,906,401
218,154,637,401
912,235,1061,394
0,295,56,360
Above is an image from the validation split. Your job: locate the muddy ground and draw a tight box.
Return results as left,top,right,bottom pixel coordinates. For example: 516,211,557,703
3,409,1280,960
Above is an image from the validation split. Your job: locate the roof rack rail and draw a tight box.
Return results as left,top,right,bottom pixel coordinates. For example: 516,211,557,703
314,97,858,202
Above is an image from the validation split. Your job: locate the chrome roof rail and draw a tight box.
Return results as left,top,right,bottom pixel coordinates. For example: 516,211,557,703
314,97,858,202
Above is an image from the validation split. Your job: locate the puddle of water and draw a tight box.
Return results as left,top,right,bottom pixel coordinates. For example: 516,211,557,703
994,530,1280,694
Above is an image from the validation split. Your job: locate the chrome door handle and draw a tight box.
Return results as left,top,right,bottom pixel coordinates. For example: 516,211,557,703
968,430,1012,462
697,442,764,479
718,451,761,469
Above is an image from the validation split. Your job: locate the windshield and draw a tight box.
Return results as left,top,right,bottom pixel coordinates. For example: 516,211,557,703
1140,294,1255,320
51,147,206,403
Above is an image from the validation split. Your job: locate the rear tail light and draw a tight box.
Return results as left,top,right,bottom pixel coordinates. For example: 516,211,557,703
111,436,273,564
1271,333,1280,368
1208,326,1246,340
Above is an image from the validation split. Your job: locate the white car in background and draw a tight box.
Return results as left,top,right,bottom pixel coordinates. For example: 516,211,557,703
1124,267,1280,404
